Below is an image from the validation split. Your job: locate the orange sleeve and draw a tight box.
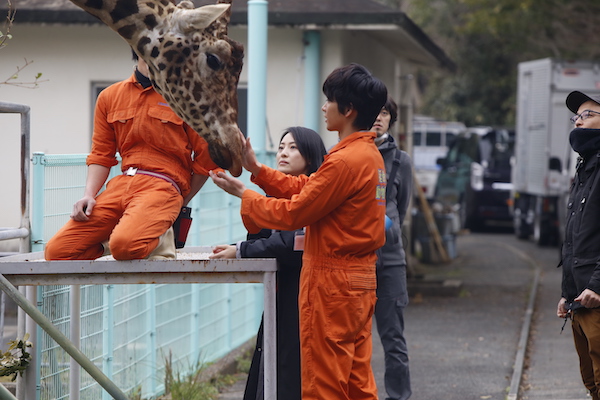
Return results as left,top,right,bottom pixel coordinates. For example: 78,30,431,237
86,89,119,168
240,158,352,232
189,129,222,176
251,164,309,198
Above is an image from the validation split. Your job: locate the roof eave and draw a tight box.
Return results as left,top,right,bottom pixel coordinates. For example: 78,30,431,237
4,9,455,72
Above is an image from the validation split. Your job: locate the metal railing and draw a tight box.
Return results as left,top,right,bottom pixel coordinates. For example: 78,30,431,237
0,101,31,254
0,249,278,400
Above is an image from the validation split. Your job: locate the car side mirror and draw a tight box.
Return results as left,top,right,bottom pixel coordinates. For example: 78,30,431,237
436,157,446,167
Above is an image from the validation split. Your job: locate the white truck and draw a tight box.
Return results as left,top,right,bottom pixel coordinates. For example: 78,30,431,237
412,115,466,199
512,58,600,246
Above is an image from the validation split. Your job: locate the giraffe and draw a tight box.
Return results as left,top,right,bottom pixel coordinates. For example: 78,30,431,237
68,0,245,176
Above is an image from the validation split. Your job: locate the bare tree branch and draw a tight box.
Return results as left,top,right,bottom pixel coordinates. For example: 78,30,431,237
1,59,48,89
1,4,47,89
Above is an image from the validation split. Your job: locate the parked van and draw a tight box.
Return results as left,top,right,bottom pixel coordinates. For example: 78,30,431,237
434,126,515,230
412,115,465,198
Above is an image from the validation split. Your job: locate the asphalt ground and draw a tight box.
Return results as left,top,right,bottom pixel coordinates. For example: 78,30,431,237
393,231,587,400
213,231,593,400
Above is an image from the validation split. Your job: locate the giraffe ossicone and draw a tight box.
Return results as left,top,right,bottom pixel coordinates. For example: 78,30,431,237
69,0,245,177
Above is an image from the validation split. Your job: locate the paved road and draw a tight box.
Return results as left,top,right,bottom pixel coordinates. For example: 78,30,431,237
220,231,590,400
378,231,587,400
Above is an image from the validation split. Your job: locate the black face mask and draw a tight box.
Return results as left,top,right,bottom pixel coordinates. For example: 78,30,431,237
569,128,600,157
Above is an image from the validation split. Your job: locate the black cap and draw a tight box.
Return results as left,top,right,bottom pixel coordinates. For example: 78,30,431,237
566,91,600,114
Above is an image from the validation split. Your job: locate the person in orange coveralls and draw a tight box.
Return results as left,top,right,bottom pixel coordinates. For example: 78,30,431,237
44,51,218,261
210,63,388,400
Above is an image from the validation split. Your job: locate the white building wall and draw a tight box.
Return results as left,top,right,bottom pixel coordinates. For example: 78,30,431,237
1,24,135,247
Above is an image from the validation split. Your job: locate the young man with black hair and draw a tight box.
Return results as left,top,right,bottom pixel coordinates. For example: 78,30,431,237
210,63,387,399
372,96,413,400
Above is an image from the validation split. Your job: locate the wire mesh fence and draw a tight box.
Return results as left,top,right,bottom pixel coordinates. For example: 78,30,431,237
28,153,273,399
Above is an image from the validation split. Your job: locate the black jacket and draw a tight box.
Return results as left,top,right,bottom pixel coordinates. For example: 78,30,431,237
241,228,303,400
561,152,600,310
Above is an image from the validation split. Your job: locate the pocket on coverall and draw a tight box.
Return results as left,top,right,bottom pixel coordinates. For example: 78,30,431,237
322,271,376,341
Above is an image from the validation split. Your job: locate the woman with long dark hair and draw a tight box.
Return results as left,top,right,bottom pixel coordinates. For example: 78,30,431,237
210,126,326,400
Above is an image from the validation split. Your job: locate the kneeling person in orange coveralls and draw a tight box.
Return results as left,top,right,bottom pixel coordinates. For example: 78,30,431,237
44,51,218,261
210,63,388,400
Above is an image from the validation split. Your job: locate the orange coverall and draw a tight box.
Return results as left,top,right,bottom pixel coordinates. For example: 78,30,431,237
241,131,387,400
45,73,217,260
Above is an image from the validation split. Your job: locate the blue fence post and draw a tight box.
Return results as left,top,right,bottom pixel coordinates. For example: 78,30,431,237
226,284,232,353
191,284,201,364
147,284,157,396
31,152,45,252
102,285,114,400
35,286,43,400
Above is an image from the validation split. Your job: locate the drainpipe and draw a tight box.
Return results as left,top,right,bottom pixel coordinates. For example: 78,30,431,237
303,31,321,132
247,0,268,164
247,5,277,397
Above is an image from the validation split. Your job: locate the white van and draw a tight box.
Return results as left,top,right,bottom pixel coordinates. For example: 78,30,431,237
412,115,466,199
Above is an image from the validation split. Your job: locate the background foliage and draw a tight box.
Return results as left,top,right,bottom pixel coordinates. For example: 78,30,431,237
380,0,600,127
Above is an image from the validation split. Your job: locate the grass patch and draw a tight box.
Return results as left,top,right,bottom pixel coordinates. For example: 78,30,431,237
149,345,254,400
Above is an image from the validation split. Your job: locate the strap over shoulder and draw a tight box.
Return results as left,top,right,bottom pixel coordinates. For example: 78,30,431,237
385,148,403,202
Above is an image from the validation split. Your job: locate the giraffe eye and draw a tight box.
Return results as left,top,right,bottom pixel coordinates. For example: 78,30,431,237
206,53,223,71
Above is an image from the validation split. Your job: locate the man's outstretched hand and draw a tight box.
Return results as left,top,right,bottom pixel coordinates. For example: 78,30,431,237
209,170,248,198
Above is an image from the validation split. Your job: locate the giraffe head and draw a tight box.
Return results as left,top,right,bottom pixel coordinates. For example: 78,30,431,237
69,0,245,176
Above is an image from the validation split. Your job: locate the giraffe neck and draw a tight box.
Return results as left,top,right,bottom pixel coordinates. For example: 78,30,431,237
69,0,173,48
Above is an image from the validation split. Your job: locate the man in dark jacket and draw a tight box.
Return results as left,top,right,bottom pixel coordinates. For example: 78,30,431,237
558,90,600,400
372,96,413,400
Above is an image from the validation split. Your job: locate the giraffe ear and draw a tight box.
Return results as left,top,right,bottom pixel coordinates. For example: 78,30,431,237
178,4,231,33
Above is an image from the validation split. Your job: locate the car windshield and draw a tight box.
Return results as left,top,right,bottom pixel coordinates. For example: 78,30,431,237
446,134,480,164
445,129,514,167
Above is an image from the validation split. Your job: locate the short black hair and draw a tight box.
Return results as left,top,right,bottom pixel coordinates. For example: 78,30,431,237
131,48,139,61
280,127,327,175
383,96,398,128
322,63,388,130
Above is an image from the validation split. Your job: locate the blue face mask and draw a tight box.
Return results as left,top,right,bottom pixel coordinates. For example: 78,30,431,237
569,127,600,157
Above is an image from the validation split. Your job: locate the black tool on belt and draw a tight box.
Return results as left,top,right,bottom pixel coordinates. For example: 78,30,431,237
172,206,193,249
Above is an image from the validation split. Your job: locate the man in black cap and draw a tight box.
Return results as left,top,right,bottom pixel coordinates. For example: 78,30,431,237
557,90,600,400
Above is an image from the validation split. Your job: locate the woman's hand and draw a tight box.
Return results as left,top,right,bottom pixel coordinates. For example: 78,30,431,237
209,170,247,198
209,244,236,259
240,132,262,176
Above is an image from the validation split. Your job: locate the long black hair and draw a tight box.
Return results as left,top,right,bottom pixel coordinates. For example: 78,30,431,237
280,127,327,176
